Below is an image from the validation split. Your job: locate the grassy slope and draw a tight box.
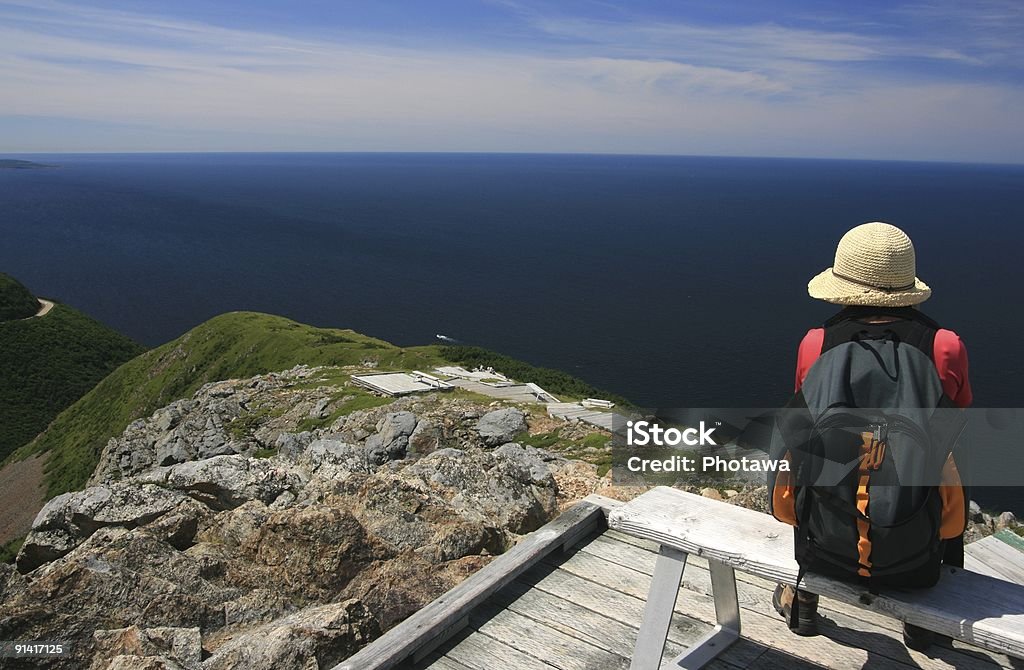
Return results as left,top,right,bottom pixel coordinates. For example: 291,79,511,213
8,311,628,501
0,273,42,320
8,311,449,498
0,302,144,462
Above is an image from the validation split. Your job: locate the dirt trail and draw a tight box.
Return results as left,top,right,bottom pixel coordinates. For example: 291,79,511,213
31,298,54,318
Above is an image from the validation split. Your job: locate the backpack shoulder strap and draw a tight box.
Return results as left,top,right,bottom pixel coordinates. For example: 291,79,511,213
820,307,940,361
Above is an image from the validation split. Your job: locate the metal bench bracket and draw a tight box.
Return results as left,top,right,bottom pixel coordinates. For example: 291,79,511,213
630,547,741,670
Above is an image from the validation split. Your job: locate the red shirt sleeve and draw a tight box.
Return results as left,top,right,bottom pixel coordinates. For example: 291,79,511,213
933,329,973,408
795,328,824,392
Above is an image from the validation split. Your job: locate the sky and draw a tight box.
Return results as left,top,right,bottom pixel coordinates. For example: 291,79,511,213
1,0,1022,162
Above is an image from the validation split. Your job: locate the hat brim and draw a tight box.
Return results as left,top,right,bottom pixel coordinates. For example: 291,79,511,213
807,268,931,307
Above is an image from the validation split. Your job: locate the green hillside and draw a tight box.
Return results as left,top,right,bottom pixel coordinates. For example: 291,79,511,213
8,312,450,498
0,300,144,463
7,310,629,501
0,273,42,320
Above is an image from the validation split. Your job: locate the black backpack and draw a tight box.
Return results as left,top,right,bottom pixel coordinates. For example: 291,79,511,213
768,307,967,594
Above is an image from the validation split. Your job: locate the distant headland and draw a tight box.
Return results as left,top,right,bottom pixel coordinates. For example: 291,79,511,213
0,159,57,169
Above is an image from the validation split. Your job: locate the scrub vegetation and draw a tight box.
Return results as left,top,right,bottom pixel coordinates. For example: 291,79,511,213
0,300,142,463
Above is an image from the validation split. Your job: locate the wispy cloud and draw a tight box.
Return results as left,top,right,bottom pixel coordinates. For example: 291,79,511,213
0,0,1021,161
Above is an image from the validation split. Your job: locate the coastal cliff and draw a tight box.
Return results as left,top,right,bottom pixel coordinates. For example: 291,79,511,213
1,365,620,669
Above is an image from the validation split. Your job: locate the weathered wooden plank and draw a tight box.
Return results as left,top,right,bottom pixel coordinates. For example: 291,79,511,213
334,500,605,670
550,539,992,670
516,562,767,669
414,651,475,670
585,531,1012,669
994,529,1024,553
440,628,558,670
490,579,688,662
581,493,626,514
736,647,830,670
600,529,1019,667
603,529,1013,669
966,536,1024,585
608,487,1024,660
590,532,908,635
469,600,628,670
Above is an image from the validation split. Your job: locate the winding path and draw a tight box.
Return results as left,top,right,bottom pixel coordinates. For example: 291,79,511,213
26,298,54,319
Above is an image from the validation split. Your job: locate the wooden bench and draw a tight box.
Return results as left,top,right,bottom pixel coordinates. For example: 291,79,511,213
608,486,1024,670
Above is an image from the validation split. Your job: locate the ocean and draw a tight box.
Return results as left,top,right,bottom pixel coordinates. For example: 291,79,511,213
3,153,1023,509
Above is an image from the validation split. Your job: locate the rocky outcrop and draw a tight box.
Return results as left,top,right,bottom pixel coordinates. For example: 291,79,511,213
17,483,193,573
476,407,527,446
365,411,416,464
90,626,202,670
3,366,617,669
202,600,377,670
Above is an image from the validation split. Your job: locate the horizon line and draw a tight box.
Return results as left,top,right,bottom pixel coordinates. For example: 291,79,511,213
5,149,1022,168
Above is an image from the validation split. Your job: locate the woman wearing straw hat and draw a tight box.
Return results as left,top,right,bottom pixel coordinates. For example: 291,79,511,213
773,222,973,650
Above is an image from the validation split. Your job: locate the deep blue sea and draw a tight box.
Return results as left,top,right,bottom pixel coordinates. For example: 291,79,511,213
3,153,1023,508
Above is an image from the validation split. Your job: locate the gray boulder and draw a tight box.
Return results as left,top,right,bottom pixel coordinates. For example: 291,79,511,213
969,499,983,523
155,435,193,466
309,397,331,419
302,439,366,472
476,407,527,446
493,442,553,486
274,431,314,461
17,483,189,573
365,411,417,465
408,419,441,455
142,456,301,511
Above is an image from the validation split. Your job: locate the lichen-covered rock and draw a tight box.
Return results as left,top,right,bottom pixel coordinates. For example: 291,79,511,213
301,439,366,472
275,431,314,460
476,407,527,446
139,456,302,511
17,483,189,572
91,626,202,670
408,418,441,455
203,600,378,670
365,411,417,465
239,504,376,600
223,589,295,627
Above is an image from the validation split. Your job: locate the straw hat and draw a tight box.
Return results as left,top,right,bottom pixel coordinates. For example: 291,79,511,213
808,222,931,307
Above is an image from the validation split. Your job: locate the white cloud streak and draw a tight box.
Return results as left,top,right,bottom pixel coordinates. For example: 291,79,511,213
0,0,1021,161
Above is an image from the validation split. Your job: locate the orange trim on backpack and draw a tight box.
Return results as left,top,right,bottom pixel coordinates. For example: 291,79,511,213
939,453,967,540
856,432,874,577
771,450,798,526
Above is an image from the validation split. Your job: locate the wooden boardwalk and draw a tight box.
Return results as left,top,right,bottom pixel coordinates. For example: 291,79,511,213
965,531,1024,585
410,529,1017,670
547,402,618,431
449,379,555,404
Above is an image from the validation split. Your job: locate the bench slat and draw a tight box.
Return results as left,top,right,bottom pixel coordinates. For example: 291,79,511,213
608,486,1024,661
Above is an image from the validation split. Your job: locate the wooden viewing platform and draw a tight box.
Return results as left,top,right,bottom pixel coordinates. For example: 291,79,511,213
336,496,1022,670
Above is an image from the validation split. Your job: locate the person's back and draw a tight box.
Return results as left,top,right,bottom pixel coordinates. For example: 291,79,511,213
768,222,972,650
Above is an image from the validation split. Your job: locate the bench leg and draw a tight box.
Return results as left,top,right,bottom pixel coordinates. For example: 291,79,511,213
630,546,688,670
663,559,741,669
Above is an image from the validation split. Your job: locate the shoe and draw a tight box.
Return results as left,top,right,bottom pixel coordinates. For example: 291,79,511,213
903,623,935,651
772,584,819,636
